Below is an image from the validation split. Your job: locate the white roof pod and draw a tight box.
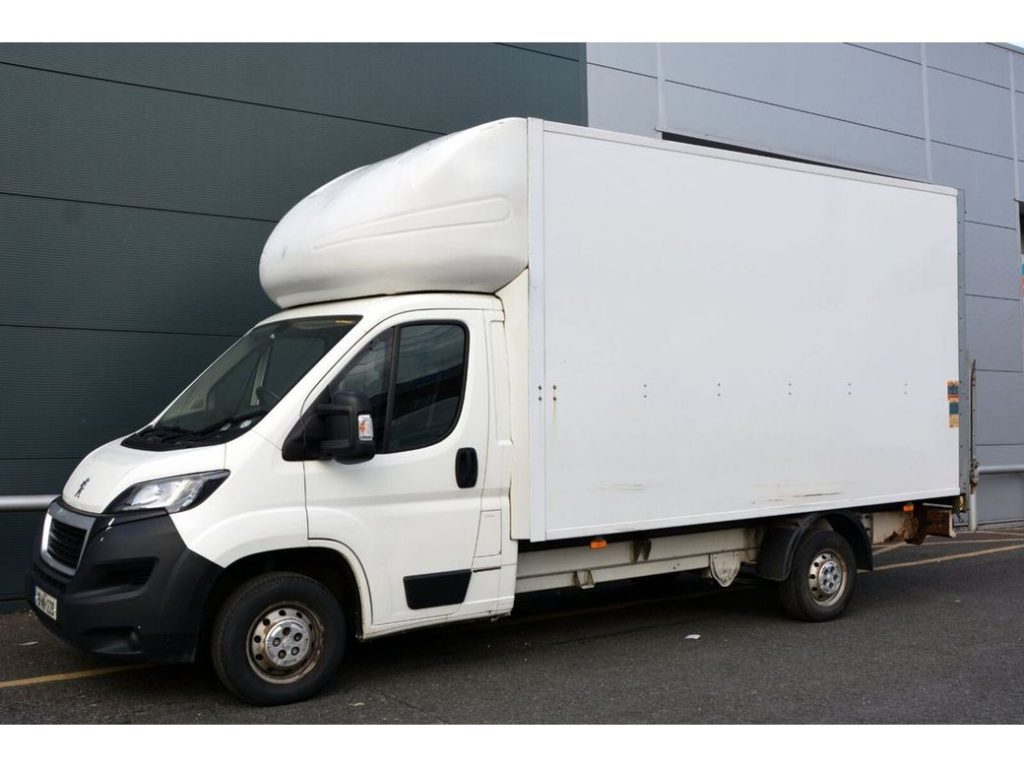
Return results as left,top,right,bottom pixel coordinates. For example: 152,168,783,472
260,117,530,308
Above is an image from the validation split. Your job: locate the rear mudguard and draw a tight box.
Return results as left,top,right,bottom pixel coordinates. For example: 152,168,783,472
757,510,873,581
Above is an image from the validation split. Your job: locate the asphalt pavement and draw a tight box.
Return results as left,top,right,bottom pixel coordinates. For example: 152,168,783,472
1,527,1023,724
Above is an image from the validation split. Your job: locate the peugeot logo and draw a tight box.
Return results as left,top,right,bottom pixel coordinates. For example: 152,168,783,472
75,478,90,499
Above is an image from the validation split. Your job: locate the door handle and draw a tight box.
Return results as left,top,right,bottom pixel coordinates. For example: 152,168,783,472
455,448,478,489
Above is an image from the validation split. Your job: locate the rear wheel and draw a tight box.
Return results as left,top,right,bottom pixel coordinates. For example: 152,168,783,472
211,572,346,705
778,529,856,622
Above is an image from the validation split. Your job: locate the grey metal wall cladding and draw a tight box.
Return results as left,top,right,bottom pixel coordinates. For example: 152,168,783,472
0,326,235,461
928,69,1014,157
0,42,587,508
1017,93,1024,155
658,43,924,137
965,222,1022,300
930,143,1017,227
0,43,584,137
660,80,928,178
975,475,1024,524
966,295,1024,372
506,43,581,60
852,43,921,63
0,195,276,335
0,65,436,221
587,43,658,76
0,461,74,498
0,511,42,602
974,371,1024,447
976,443,1024,466
586,66,658,137
928,43,1011,88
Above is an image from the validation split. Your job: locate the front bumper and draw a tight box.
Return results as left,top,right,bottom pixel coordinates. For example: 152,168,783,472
25,500,222,664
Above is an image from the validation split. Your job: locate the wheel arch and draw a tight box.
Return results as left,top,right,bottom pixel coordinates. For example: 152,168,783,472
198,545,369,656
756,510,873,582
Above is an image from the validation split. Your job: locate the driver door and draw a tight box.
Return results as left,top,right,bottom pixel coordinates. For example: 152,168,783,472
304,309,489,626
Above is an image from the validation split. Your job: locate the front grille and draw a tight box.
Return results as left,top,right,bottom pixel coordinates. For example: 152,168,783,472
47,518,88,571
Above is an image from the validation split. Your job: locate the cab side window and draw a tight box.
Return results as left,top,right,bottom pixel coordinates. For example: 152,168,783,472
328,323,467,453
389,324,467,451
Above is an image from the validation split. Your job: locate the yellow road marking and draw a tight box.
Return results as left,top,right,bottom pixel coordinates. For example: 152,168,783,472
873,543,1024,571
0,664,149,690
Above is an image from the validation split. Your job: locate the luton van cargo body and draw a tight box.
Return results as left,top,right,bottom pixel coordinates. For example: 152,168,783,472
27,118,966,705
262,117,965,542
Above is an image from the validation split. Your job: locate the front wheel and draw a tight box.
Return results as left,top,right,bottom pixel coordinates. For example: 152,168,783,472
211,572,346,705
778,530,856,622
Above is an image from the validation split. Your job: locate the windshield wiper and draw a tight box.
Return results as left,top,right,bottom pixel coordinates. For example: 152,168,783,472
130,409,267,447
192,407,268,438
133,424,199,442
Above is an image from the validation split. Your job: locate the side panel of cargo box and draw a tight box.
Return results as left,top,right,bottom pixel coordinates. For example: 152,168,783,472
525,121,961,542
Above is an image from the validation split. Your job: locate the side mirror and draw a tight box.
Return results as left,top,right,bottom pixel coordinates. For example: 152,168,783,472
316,391,376,462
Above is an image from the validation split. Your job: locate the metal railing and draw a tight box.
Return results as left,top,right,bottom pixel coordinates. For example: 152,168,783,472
976,465,1024,476
0,495,56,512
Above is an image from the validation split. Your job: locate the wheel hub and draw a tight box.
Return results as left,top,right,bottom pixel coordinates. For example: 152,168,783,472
807,550,846,604
248,605,320,681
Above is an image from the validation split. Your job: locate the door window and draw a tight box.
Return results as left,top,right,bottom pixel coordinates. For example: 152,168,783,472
389,324,467,451
327,323,467,453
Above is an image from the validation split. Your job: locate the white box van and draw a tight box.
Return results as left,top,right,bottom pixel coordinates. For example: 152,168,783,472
26,118,967,704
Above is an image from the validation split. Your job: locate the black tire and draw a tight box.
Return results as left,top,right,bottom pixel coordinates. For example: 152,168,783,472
778,529,856,622
211,572,346,705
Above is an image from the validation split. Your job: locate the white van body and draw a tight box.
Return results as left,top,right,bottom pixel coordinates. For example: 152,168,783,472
28,118,966,704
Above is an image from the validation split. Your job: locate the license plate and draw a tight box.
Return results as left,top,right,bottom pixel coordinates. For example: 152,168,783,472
34,586,57,621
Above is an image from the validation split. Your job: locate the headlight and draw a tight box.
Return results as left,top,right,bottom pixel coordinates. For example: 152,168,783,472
106,470,229,515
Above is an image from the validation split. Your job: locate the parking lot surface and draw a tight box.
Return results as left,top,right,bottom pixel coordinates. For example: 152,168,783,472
2,527,1023,724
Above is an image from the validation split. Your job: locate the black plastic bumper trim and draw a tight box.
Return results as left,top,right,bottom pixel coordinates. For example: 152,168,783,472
403,569,471,609
25,504,222,664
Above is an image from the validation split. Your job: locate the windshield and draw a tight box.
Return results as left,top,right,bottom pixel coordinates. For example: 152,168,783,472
124,316,360,451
